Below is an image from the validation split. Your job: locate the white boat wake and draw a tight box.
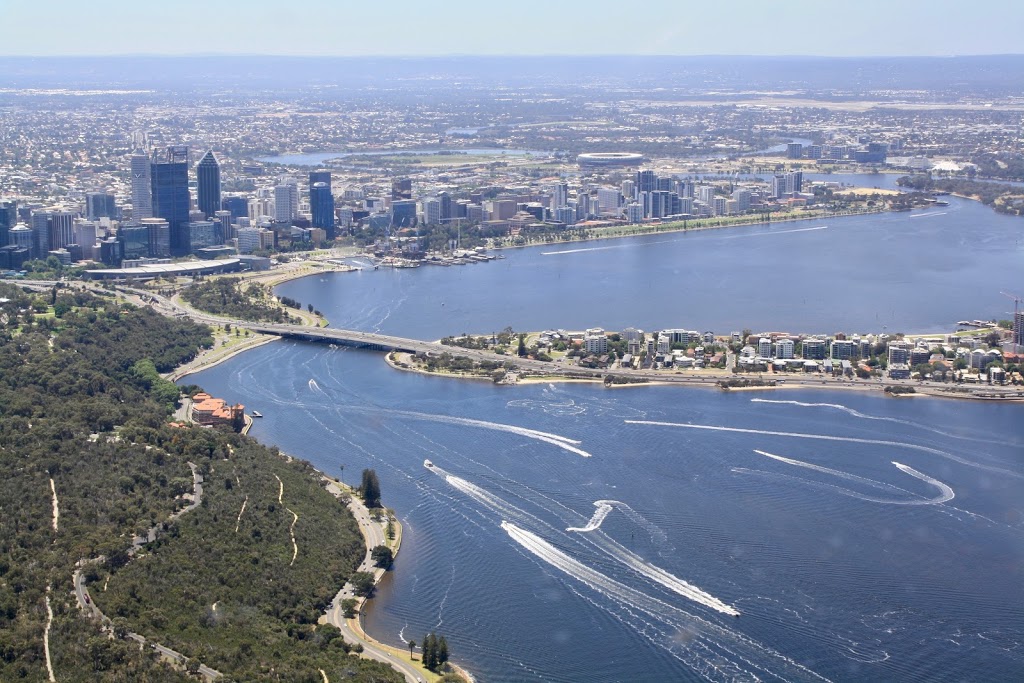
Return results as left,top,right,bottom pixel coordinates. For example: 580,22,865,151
432,468,741,618
501,522,828,682
749,398,1012,447
721,225,828,239
566,500,618,532
625,420,1021,478
336,403,592,457
751,450,954,505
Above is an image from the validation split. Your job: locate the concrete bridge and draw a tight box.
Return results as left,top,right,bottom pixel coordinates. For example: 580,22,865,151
246,323,436,354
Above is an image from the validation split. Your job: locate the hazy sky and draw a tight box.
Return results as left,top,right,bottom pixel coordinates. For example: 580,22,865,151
2,0,1022,57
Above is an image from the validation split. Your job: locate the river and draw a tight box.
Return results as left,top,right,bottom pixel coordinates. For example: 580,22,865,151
186,193,1024,682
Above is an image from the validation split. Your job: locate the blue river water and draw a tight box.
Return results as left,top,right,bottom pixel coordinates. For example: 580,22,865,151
187,195,1024,682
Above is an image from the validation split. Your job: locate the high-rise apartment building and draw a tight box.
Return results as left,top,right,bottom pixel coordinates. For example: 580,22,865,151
196,151,222,219
151,146,191,256
274,183,298,223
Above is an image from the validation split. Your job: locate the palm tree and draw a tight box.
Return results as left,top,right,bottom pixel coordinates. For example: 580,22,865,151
408,640,416,660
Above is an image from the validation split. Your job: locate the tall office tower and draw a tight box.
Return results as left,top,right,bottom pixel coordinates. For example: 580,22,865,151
635,170,658,196
676,179,694,198
222,196,249,221
46,211,74,251
151,146,191,256
86,193,117,220
196,151,222,218
130,148,153,221
1014,311,1024,352
620,179,635,199
391,199,418,228
438,192,452,222
309,171,335,239
422,198,441,225
214,210,233,239
391,178,413,201
576,192,591,219
73,220,98,255
274,183,298,223
0,200,15,246
550,183,568,210
30,213,50,258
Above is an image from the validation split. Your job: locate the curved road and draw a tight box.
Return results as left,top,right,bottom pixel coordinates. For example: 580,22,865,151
321,481,426,683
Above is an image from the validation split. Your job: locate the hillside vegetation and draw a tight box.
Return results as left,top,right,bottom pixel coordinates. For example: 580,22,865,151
0,283,400,682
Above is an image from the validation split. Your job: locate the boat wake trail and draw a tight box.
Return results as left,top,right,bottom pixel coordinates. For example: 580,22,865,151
566,500,618,532
308,378,323,393
541,238,683,256
343,404,591,457
625,420,1021,478
502,522,829,682
749,398,1013,447
431,469,741,618
721,225,828,239
751,450,954,505
909,211,947,219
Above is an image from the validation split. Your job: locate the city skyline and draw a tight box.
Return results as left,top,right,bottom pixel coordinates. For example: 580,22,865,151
2,0,1024,58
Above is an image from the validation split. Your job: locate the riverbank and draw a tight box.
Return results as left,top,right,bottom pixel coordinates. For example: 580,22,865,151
166,328,276,381
384,349,1024,402
485,203,888,252
319,477,470,682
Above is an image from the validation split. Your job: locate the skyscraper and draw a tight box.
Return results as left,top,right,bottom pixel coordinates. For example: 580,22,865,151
151,146,191,256
86,193,117,220
0,201,16,247
196,151,222,219
130,148,153,221
309,171,335,239
274,184,298,223
26,210,73,254
635,170,658,196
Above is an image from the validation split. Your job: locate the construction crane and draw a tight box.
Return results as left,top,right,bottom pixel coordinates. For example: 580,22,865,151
1002,291,1022,353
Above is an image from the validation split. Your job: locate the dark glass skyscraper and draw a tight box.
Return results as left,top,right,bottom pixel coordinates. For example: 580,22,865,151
151,146,191,256
0,201,16,247
196,151,221,219
309,170,335,239
86,193,117,220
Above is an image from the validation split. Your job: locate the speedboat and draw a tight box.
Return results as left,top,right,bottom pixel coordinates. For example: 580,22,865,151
423,459,434,468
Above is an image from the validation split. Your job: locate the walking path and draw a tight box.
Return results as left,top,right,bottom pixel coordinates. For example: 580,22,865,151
49,479,59,532
72,461,222,681
319,480,433,683
44,588,55,682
